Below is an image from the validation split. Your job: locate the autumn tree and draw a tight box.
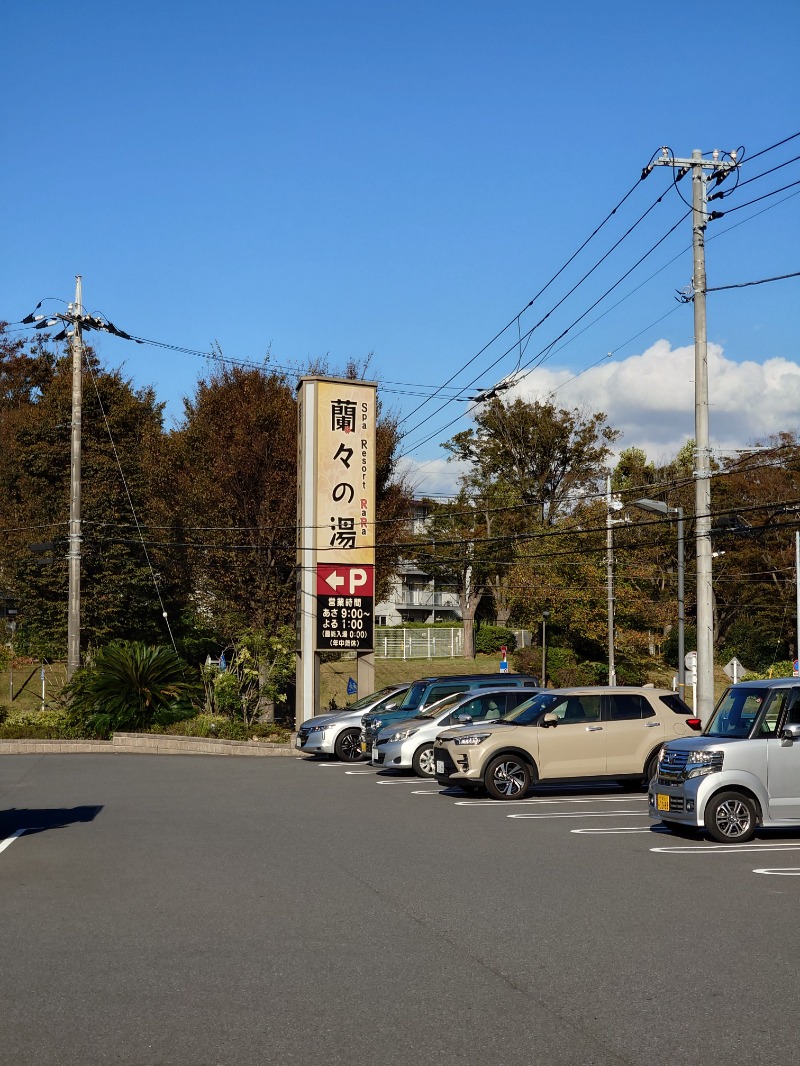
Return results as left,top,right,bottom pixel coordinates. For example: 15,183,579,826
1,330,173,657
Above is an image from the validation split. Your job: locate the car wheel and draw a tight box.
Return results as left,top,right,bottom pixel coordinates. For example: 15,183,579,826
412,744,436,777
703,791,757,843
484,755,531,800
644,751,660,788
333,728,363,762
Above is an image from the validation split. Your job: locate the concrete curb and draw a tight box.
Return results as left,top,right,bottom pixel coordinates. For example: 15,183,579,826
0,733,298,757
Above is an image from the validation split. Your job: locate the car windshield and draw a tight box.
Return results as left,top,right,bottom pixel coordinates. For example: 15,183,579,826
398,681,429,710
411,694,463,720
704,687,769,738
502,692,562,725
347,686,402,711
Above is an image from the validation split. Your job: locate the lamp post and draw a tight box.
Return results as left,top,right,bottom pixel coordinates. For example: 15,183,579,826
633,498,685,702
541,607,551,688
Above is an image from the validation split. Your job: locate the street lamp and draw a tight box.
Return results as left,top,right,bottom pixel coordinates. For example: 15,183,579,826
541,606,551,688
633,498,685,702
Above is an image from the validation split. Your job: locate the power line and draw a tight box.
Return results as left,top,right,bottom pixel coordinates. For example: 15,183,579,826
706,270,800,293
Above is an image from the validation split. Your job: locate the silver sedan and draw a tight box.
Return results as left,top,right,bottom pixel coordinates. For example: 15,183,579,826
372,687,539,777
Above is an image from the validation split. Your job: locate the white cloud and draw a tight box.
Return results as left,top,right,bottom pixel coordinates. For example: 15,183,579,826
507,340,800,461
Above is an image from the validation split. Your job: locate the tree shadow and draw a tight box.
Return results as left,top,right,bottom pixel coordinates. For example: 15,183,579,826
0,805,103,838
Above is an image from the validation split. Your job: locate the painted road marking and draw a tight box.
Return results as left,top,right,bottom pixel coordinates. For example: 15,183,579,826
571,825,671,834
455,796,648,808
345,769,379,775
411,789,447,795
0,829,30,854
651,842,800,855
508,810,647,820
753,868,800,876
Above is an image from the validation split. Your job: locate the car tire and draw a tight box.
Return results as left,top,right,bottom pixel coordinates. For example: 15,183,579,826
484,755,531,800
412,744,436,777
703,791,758,843
333,728,363,762
644,751,660,787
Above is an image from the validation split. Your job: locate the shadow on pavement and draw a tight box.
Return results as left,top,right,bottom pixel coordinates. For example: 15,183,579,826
0,805,103,838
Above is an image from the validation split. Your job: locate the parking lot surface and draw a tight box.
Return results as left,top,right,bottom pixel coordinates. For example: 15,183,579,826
1,753,797,1066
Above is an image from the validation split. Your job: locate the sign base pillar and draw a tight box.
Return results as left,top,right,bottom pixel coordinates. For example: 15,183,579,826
357,651,374,701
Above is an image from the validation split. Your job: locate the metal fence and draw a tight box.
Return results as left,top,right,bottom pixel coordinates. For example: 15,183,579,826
374,627,464,659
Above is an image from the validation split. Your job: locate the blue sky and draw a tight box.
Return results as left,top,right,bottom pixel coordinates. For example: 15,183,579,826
3,0,798,493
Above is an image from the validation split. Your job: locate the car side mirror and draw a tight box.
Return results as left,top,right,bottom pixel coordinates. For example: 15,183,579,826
384,702,397,710
780,723,800,745
540,712,558,728
454,713,473,723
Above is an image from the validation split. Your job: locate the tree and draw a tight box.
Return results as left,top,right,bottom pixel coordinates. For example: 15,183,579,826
439,396,620,642
1,333,174,657
443,396,620,525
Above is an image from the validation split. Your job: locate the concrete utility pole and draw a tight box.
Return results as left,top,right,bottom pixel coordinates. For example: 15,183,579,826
606,476,616,687
654,147,738,722
67,276,83,678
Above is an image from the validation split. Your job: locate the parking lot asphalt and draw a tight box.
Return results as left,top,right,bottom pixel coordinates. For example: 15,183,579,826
1,753,798,1066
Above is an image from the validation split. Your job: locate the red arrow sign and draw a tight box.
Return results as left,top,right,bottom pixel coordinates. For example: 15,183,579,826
317,564,374,597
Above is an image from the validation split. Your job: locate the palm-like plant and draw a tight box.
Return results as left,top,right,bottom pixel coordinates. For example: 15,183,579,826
65,642,200,737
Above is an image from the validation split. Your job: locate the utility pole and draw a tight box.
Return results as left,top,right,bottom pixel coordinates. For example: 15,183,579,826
654,147,738,722
606,475,616,687
67,276,83,678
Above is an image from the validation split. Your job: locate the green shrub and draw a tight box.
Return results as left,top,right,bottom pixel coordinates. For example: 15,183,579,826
0,705,89,739
158,715,290,742
64,641,201,738
474,626,517,655
742,661,796,681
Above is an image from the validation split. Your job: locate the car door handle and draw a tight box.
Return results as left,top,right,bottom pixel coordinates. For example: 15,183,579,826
645,722,661,728
586,726,603,732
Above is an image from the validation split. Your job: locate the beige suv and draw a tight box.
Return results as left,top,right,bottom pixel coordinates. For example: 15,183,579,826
433,687,699,799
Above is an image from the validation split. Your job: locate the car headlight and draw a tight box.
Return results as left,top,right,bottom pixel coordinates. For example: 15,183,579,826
369,719,382,731
454,733,492,746
388,728,418,742
308,722,329,733
685,749,724,778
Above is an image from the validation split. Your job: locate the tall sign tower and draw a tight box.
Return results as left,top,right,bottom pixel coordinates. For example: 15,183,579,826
296,376,377,727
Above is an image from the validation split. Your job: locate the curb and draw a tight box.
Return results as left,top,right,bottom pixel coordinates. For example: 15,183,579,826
0,733,299,757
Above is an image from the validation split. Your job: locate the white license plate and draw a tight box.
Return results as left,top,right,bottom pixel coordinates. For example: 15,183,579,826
295,736,302,748
436,760,444,775
371,745,378,761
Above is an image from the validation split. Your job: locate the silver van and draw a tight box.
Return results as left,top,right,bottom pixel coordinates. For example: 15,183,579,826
650,677,800,842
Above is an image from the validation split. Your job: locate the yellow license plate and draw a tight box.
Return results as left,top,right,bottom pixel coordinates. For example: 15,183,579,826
656,793,670,812
360,741,367,753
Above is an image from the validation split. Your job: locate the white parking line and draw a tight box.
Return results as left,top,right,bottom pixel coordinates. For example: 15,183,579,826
651,842,800,855
344,769,379,775
508,810,648,820
455,796,648,808
753,868,800,876
0,829,29,854
571,826,671,834
411,790,446,795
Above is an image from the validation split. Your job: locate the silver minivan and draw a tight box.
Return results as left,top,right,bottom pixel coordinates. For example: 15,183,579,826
650,677,800,842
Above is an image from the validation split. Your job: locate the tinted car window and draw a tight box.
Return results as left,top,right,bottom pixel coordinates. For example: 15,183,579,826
426,684,473,706
608,694,655,721
706,688,768,738
659,694,692,715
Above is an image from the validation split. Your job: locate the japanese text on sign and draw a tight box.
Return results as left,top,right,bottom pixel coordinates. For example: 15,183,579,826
315,381,375,566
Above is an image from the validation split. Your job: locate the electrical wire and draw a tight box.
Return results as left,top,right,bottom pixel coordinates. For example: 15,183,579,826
706,271,800,293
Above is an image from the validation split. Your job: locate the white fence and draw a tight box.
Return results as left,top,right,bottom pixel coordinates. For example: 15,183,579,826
375,627,464,659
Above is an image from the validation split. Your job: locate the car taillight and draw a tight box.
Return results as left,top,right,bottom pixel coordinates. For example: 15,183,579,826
686,718,702,731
